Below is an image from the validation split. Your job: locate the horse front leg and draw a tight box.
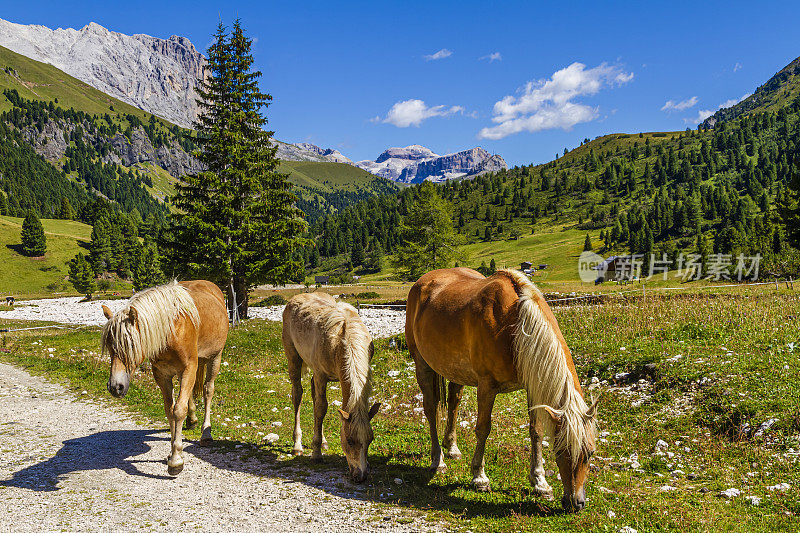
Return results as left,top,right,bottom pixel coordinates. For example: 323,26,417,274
413,354,445,472
443,381,464,459
311,374,328,461
471,381,497,492
200,353,222,445
167,361,197,476
285,341,304,456
527,394,554,499
153,366,177,470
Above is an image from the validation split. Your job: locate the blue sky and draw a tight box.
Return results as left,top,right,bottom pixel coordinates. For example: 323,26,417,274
4,1,800,166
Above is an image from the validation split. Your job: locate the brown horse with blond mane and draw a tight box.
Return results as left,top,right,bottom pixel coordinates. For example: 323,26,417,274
101,280,229,475
282,292,380,482
406,268,599,512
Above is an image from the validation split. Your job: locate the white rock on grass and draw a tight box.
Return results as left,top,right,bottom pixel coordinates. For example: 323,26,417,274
654,439,669,452
264,433,280,444
767,483,791,492
618,527,637,533
719,488,740,499
659,485,677,492
745,496,761,506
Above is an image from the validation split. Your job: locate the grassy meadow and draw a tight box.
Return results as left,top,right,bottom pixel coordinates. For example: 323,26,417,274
1,286,798,531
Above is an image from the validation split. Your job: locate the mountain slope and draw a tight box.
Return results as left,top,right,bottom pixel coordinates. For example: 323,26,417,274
703,55,800,127
0,18,205,128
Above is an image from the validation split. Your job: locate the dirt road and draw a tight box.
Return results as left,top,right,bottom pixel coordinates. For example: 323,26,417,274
0,362,434,532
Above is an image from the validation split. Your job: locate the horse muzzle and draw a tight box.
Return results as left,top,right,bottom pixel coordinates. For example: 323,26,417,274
350,464,369,483
108,372,130,398
562,492,586,513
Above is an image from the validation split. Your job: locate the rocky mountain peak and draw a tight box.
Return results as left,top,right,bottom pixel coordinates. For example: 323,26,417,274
0,17,206,128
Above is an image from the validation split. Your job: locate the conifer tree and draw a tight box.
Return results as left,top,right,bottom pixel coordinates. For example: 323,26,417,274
583,233,593,251
0,194,8,216
89,217,112,276
392,182,462,280
350,239,364,267
59,197,75,220
173,20,306,319
134,241,164,292
68,252,95,300
21,211,46,256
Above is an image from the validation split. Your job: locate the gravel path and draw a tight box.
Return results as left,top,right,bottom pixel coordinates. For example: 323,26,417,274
0,297,407,339
0,362,435,532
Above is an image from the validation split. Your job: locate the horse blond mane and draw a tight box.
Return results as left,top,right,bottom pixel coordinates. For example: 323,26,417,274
321,301,373,439
499,269,596,463
102,281,200,370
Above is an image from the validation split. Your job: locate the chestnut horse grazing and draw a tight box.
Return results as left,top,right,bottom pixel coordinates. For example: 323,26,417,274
406,268,599,512
102,280,229,475
282,293,380,482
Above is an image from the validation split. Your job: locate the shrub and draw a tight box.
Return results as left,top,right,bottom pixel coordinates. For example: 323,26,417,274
355,291,379,300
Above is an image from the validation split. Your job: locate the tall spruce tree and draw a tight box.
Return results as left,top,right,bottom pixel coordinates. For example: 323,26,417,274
88,217,112,276
173,20,306,319
68,252,95,300
21,211,46,256
391,182,462,280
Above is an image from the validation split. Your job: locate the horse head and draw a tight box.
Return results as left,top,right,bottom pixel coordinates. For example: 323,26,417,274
539,393,600,512
102,303,138,398
338,402,380,482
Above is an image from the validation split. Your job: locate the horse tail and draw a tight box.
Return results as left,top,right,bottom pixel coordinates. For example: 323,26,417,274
436,373,448,422
193,362,206,398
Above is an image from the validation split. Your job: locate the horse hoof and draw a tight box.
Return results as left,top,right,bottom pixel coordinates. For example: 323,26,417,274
311,453,324,463
430,463,447,473
291,448,303,456
472,479,491,492
199,437,213,447
321,442,329,451
445,450,462,460
167,464,184,476
185,419,199,430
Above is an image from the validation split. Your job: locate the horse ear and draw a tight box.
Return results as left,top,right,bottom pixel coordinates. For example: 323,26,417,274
128,306,138,324
101,305,113,320
586,393,601,420
368,402,381,420
338,408,350,420
534,404,563,426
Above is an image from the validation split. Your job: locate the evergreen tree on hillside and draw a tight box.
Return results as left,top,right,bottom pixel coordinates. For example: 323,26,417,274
59,198,75,220
68,253,95,300
583,233,592,251
350,238,364,267
173,20,306,319
134,241,164,292
88,217,112,276
392,182,462,280
21,211,46,256
366,239,383,272
0,194,8,216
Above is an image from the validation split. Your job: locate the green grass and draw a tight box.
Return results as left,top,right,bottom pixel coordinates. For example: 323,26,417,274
2,290,798,531
279,161,387,192
0,215,92,297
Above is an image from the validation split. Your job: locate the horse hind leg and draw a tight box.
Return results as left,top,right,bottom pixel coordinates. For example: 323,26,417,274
413,352,446,473
443,381,464,460
199,352,222,446
185,361,203,430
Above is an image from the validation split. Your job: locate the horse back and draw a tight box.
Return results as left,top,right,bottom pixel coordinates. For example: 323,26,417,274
282,292,341,379
406,268,521,387
177,280,228,359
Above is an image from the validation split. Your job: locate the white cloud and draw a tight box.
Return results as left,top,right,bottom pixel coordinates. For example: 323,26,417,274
684,93,751,124
661,96,699,112
379,99,466,128
477,62,633,140
734,62,743,72
480,52,502,62
423,48,452,61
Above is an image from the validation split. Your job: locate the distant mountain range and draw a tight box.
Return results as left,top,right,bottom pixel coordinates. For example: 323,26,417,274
0,17,507,183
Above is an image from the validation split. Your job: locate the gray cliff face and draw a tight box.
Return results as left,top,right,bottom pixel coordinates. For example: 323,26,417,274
21,119,201,177
293,142,352,164
0,18,206,128
356,145,508,183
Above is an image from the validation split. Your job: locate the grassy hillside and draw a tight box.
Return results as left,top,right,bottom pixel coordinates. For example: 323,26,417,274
0,215,91,296
704,54,800,126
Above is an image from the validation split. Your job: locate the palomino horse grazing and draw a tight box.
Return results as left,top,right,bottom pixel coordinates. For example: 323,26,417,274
282,293,381,482
406,268,599,512
102,280,229,475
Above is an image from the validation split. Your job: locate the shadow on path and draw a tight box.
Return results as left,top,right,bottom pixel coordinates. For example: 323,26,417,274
2,429,173,491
